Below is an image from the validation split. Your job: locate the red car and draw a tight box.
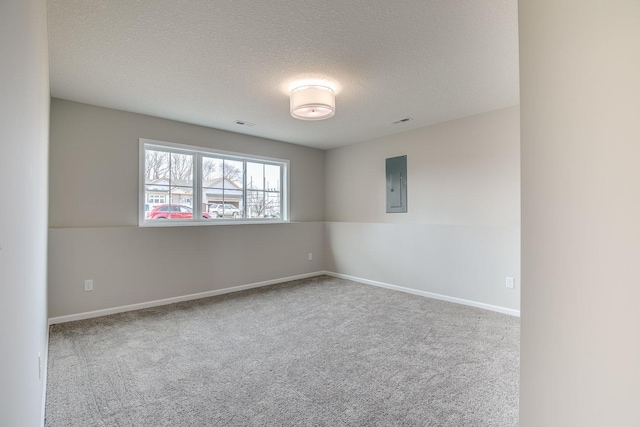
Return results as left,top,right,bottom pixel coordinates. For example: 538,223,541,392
147,204,211,220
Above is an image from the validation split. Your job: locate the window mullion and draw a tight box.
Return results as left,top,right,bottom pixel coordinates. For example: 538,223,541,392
242,160,247,219
168,151,173,210
194,153,202,221
281,164,285,220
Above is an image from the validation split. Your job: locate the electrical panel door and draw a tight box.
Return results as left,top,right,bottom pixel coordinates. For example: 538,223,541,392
386,155,407,213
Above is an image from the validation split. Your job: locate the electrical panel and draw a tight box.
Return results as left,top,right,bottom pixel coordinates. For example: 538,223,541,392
386,155,407,213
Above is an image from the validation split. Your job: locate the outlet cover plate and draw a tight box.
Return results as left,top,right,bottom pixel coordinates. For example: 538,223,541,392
506,277,515,289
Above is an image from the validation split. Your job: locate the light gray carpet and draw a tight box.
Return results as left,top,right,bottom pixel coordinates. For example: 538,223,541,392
45,275,519,426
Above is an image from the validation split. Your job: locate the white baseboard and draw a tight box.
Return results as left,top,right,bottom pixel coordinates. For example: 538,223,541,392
41,322,49,426
323,271,520,317
48,270,519,324
48,271,326,325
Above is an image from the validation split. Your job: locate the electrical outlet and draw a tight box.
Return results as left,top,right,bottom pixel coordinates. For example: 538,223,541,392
506,277,515,289
84,279,93,291
308,253,313,261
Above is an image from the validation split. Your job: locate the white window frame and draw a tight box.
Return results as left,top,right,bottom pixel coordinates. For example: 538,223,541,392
139,138,289,227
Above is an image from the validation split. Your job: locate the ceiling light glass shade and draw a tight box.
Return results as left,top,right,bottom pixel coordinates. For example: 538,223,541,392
290,85,335,120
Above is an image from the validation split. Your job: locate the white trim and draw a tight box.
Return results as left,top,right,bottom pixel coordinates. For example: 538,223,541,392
40,322,49,427
48,272,325,325
323,271,520,317
138,139,146,226
140,137,289,164
139,218,288,228
48,270,520,325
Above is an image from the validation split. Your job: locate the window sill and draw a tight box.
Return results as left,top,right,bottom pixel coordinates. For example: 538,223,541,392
139,219,289,227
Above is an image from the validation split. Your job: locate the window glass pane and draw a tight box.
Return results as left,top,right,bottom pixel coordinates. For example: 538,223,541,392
265,164,280,192
247,190,264,218
202,157,244,219
202,156,223,217
265,193,281,218
223,160,244,218
145,149,194,220
246,162,264,190
202,156,222,182
145,149,170,182
167,152,194,220
144,149,170,218
170,152,193,205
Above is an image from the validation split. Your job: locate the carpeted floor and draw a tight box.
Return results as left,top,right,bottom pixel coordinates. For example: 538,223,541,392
45,275,520,426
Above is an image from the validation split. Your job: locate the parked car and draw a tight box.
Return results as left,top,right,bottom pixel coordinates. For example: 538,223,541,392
210,203,242,218
147,204,211,219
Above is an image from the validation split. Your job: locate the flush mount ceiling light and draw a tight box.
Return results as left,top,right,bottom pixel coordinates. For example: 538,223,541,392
290,85,335,121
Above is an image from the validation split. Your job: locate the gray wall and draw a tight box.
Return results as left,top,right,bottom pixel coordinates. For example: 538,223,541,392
325,106,520,312
50,99,324,227
0,0,50,425
49,100,325,318
519,1,640,426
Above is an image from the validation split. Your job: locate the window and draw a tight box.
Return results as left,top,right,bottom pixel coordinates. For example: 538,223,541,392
147,194,165,204
140,139,288,226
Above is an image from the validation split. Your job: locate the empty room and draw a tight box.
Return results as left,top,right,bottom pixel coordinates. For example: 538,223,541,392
1,1,639,426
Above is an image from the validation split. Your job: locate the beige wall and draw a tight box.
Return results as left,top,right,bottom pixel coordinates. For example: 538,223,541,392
0,0,50,425
325,106,520,311
50,99,324,227
49,100,325,318
326,106,520,226
519,1,640,426
49,101,522,318
49,223,324,318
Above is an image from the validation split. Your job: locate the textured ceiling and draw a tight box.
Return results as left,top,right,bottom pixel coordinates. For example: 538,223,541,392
48,0,519,150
